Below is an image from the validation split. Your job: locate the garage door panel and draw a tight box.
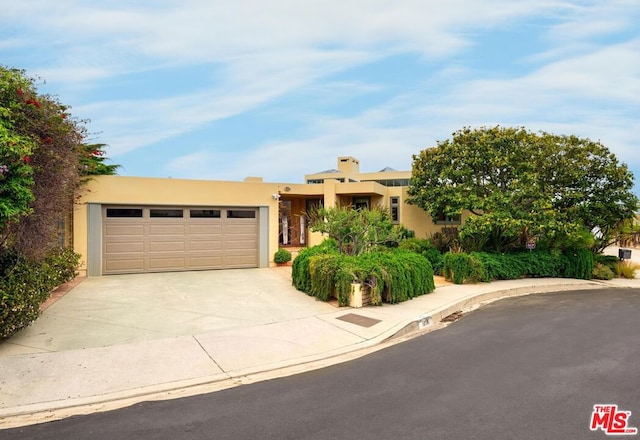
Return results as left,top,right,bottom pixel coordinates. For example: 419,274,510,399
105,242,144,254
105,225,145,237
188,256,224,268
148,241,185,252
189,224,223,235
189,240,222,251
149,224,185,235
148,257,187,269
225,224,257,235
105,258,145,272
103,206,259,274
224,254,258,267
226,240,257,251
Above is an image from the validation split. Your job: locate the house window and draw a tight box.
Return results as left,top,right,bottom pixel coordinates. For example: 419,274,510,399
150,209,183,218
434,212,461,224
353,196,370,210
190,209,221,218
227,210,256,219
369,179,411,187
106,208,143,218
390,196,400,223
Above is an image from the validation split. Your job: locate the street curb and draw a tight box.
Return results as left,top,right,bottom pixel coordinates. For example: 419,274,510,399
386,281,608,341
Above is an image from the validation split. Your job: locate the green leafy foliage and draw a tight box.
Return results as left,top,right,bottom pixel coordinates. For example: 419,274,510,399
1,66,120,258
0,248,80,340
291,239,338,293
442,253,485,284
79,143,120,177
0,72,36,231
356,250,435,304
293,245,435,306
594,254,620,274
469,251,564,281
308,206,402,255
399,237,444,275
443,250,594,284
592,263,615,280
273,248,292,264
562,249,594,280
407,126,638,253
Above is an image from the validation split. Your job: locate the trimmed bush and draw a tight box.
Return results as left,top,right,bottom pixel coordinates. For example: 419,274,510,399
443,253,484,284
1,247,80,340
292,239,338,293
296,245,435,306
562,249,593,280
356,250,435,304
594,254,619,273
443,249,594,284
274,248,292,264
399,238,444,275
470,251,565,281
513,251,564,278
471,252,525,281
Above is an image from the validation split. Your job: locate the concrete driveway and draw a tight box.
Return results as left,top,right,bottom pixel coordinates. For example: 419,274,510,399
0,268,336,356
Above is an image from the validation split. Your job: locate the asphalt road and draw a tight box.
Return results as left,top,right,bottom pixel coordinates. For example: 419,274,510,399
3,288,639,440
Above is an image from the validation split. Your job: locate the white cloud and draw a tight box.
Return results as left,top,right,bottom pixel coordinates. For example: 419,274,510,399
2,0,638,189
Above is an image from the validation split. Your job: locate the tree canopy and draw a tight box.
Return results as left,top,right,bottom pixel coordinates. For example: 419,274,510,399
407,126,638,252
308,206,402,256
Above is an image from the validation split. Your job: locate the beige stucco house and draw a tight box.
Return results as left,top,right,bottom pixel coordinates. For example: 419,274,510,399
73,156,465,276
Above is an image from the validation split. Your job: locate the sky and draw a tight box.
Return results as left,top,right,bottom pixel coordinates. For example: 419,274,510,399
1,1,639,194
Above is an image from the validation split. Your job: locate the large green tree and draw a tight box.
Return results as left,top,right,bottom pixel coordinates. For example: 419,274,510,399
407,126,638,252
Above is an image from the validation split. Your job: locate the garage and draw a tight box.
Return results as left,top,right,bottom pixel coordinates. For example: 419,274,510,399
102,206,259,274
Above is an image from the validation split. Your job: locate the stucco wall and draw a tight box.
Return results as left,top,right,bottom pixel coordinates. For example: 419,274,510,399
73,173,461,276
74,175,281,276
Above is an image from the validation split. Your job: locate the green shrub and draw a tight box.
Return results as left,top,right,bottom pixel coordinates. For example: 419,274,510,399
399,237,444,275
594,254,619,273
563,249,593,280
308,207,401,255
1,247,80,340
470,250,567,281
514,250,564,278
273,248,292,264
592,263,615,280
306,253,356,305
442,249,591,284
356,250,434,304
296,245,435,305
443,253,484,284
471,252,526,281
292,239,338,293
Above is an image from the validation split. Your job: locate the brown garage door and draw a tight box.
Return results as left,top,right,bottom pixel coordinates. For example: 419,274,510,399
103,206,259,274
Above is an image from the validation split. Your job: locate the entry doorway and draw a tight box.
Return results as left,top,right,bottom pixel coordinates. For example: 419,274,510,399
279,198,322,247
